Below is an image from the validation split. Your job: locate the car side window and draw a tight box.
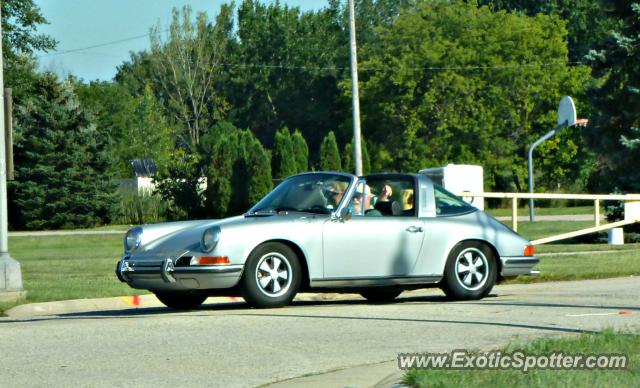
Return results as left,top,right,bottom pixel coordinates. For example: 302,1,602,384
360,177,416,217
434,184,476,216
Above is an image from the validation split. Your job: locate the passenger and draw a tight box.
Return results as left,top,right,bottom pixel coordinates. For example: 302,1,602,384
377,184,393,202
401,189,414,215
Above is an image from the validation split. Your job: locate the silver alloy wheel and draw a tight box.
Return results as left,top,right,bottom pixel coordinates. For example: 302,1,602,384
454,247,489,291
254,252,293,298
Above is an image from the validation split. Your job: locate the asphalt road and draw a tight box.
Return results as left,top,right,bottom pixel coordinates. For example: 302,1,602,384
1,277,638,387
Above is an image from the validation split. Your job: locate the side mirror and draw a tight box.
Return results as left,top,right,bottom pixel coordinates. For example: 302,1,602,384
340,207,352,222
332,207,352,222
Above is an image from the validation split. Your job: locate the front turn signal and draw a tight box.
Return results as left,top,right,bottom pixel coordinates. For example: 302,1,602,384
191,256,229,265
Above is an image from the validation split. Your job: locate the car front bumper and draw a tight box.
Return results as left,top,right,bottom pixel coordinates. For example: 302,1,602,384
499,256,539,277
116,257,244,291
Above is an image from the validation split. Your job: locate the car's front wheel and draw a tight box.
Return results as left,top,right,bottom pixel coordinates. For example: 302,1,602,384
440,241,497,300
154,291,208,310
240,242,302,308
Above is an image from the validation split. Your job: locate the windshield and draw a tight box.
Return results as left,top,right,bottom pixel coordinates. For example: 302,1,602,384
247,173,353,216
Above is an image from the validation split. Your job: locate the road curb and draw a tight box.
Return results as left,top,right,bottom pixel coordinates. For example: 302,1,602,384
3,292,373,319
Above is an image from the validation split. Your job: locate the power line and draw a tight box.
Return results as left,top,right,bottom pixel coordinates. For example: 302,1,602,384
218,61,585,72
33,30,586,73
36,32,154,59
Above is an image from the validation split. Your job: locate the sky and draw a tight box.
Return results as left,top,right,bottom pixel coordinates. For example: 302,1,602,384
34,0,329,82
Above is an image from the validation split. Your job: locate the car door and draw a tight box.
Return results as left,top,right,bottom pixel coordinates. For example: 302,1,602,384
322,176,426,278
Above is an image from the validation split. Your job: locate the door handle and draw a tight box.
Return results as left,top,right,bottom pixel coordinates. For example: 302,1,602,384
406,226,423,233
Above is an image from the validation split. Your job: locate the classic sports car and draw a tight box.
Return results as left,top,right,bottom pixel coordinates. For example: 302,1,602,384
116,172,538,309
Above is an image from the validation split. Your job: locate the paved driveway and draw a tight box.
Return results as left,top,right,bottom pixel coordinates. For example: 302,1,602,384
1,277,638,387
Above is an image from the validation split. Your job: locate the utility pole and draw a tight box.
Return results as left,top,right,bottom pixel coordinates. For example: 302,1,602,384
348,0,363,176
0,6,24,300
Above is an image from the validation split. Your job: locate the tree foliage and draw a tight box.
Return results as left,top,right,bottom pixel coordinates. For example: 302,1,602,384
154,149,205,220
204,122,272,217
1,0,56,59
320,130,342,171
587,1,640,191
343,139,371,174
291,129,309,173
476,0,619,62
8,75,116,229
77,82,173,177
272,127,297,178
358,0,591,190
225,0,348,156
149,5,233,149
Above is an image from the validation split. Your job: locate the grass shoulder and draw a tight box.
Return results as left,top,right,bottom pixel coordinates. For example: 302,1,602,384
405,329,639,387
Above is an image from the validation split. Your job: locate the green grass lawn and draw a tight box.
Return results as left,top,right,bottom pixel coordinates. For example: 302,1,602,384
536,243,639,253
405,329,639,387
506,248,640,284
1,234,144,313
514,220,596,241
487,205,597,218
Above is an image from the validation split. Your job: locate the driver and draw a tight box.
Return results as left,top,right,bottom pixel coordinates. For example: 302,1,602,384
326,181,348,209
350,185,382,216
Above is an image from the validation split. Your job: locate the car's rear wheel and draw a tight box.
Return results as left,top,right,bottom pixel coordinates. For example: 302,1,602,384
440,241,497,300
154,291,208,310
240,242,301,308
360,288,403,303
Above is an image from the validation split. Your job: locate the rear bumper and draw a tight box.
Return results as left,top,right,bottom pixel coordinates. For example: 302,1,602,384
116,258,243,291
499,256,539,277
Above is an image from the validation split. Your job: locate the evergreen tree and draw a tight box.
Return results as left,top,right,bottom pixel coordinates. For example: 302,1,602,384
8,74,116,230
244,134,273,205
291,129,309,173
272,127,296,178
343,139,371,175
204,122,272,217
203,122,238,218
320,131,342,171
587,1,640,191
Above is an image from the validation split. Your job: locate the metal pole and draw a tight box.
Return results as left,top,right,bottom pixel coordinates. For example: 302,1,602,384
527,122,567,223
0,6,24,295
348,0,363,176
4,88,13,180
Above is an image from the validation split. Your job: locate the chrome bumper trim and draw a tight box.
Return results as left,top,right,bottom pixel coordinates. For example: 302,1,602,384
500,256,539,277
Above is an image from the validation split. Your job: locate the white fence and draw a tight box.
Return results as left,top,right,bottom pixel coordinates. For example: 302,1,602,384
456,192,640,245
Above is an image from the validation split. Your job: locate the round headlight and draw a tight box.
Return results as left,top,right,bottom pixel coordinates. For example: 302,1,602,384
124,227,143,253
201,226,221,253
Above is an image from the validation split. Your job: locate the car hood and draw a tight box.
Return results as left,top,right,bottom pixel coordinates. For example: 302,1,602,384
130,212,324,258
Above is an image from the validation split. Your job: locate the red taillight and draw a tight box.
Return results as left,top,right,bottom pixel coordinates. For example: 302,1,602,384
524,245,535,257
192,256,229,265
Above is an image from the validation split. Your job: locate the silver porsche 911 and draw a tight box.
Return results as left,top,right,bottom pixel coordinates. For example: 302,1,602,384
116,172,538,309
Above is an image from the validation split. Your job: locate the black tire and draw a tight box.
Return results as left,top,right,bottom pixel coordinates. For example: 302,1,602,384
154,291,208,310
360,288,403,303
440,241,497,300
240,242,302,308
